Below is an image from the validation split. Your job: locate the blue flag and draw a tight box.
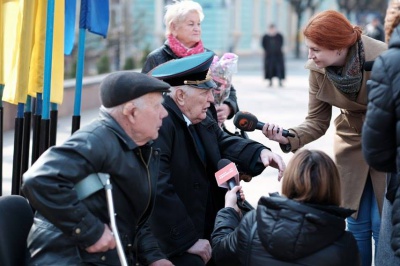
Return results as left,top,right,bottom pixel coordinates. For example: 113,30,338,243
64,0,77,55
79,0,109,37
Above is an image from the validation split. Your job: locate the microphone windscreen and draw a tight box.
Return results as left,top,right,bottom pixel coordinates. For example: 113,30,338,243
217,158,231,170
233,111,258,131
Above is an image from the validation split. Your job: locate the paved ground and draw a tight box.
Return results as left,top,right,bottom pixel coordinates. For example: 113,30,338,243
1,55,340,207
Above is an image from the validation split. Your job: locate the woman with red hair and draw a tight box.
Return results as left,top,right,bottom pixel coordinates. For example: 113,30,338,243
262,10,387,266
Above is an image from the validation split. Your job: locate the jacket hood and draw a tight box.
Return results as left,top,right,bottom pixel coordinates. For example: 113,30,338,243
256,194,354,261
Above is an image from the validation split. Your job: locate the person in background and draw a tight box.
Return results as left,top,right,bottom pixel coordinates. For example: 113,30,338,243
142,0,238,127
261,24,285,87
148,52,286,266
364,16,385,42
262,10,387,266
211,149,360,266
362,1,400,265
22,72,173,266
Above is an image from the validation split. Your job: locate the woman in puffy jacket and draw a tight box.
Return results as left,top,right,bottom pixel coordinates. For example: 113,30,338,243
362,1,400,265
211,149,360,266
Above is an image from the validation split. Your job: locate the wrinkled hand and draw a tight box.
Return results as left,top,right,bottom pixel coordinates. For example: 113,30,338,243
149,259,174,266
260,149,286,181
215,104,231,127
225,186,245,213
262,123,290,144
187,239,212,264
86,224,116,253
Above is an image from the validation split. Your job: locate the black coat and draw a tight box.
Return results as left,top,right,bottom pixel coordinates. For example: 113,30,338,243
362,25,400,255
142,42,239,119
261,33,285,80
150,96,268,257
211,193,360,266
22,108,165,266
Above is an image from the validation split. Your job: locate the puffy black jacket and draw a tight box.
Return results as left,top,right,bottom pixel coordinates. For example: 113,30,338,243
362,25,400,256
142,42,239,119
211,194,360,266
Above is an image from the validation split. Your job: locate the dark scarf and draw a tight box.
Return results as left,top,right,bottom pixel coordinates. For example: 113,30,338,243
167,34,204,58
325,39,365,101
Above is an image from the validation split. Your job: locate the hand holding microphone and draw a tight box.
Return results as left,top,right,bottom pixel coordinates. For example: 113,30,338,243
233,111,295,138
215,159,242,204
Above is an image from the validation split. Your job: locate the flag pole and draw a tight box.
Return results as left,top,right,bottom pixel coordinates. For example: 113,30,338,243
21,96,32,177
71,28,86,134
0,84,3,195
11,103,24,195
39,0,56,155
49,102,58,146
31,94,42,164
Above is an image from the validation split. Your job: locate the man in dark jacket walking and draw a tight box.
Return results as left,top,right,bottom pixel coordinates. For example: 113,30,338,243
21,72,173,266
149,52,286,266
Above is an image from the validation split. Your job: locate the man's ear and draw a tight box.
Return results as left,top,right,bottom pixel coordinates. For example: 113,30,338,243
122,102,133,116
175,88,186,106
122,102,137,123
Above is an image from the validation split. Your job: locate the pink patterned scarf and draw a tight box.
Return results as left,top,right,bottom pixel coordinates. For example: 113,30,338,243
167,34,204,57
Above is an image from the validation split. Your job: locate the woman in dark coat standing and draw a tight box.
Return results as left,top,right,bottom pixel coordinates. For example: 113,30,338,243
261,24,285,87
362,1,400,265
211,149,360,266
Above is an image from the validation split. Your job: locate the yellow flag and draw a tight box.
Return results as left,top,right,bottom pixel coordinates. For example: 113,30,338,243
0,0,19,88
0,1,4,85
28,0,64,105
2,0,35,104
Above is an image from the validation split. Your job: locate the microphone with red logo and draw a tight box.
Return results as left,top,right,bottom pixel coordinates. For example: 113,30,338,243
233,111,295,138
215,159,242,204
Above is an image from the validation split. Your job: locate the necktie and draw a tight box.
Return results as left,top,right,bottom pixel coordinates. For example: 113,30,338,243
188,125,206,162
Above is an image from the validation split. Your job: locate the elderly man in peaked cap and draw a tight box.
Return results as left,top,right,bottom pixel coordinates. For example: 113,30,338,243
22,72,174,266
148,52,286,266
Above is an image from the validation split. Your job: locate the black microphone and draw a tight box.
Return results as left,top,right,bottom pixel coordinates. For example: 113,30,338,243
233,111,295,138
364,61,374,71
216,159,242,204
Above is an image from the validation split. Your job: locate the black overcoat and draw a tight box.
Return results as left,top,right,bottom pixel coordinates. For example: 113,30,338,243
150,96,268,257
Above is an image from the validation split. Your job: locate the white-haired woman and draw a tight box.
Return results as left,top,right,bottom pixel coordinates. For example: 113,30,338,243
142,0,239,127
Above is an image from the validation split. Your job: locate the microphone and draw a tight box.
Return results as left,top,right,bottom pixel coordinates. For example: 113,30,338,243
233,111,295,138
364,61,374,71
215,159,242,203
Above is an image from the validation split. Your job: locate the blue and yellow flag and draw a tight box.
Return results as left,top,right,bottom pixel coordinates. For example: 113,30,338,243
1,0,65,105
2,0,35,105
27,0,64,105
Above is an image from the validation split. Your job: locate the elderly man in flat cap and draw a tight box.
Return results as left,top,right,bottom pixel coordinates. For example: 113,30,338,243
22,72,174,266
149,52,286,266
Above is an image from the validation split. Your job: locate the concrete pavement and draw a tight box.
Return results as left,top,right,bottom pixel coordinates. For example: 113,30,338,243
1,56,339,207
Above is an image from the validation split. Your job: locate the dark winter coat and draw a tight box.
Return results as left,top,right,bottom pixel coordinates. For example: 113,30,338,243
150,96,268,257
261,33,285,80
362,25,400,256
22,108,165,266
211,193,361,266
142,42,239,119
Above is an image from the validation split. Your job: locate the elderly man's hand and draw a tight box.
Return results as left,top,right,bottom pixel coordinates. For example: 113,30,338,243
260,149,286,181
86,224,116,253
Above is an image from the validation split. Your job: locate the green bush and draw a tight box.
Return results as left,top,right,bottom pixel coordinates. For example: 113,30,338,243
123,57,135,70
97,54,110,74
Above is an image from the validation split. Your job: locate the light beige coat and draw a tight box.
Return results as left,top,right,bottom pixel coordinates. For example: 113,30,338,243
287,35,387,218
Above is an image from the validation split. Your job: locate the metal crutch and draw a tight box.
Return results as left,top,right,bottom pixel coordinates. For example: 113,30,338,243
75,173,129,266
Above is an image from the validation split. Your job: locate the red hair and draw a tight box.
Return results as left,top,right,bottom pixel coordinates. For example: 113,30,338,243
303,10,362,50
